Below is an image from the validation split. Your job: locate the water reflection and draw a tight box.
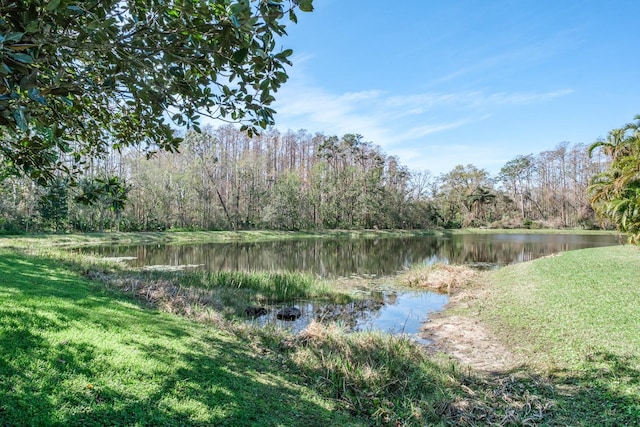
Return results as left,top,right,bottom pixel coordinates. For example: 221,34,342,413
81,233,623,278
250,291,449,343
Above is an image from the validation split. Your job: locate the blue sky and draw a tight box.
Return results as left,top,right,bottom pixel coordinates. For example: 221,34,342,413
270,0,640,175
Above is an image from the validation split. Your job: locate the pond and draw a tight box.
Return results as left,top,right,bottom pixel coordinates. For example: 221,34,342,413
81,233,622,342
82,233,622,278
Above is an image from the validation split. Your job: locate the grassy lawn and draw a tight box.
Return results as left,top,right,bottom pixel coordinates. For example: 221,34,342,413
445,227,620,235
0,248,364,426
473,245,640,425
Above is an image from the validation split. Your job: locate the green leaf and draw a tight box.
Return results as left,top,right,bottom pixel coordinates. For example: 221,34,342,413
29,88,47,105
274,71,288,82
20,71,38,89
3,32,25,43
66,5,83,14
13,108,27,130
46,0,62,12
9,52,34,64
232,48,248,64
297,0,313,12
0,62,11,75
24,20,39,33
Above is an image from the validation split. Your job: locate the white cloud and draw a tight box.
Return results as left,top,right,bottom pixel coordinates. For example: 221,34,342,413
272,55,574,175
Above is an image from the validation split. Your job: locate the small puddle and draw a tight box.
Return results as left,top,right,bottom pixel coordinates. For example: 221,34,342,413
248,290,449,344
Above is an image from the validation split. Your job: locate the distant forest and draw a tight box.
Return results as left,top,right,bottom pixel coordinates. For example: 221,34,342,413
0,125,611,233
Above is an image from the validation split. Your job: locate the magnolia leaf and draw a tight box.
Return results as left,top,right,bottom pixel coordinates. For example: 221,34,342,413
2,32,24,43
24,20,39,33
232,48,249,64
8,52,34,64
20,71,38,89
297,0,313,12
28,88,47,105
46,0,62,12
66,5,84,14
13,108,27,130
0,62,11,75
6,43,38,51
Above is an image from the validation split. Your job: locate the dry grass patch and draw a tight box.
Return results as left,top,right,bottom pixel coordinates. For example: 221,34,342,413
398,263,479,294
94,272,229,321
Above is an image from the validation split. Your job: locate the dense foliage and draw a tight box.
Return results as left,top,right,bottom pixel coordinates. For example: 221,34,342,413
589,115,640,243
0,125,609,233
0,0,311,184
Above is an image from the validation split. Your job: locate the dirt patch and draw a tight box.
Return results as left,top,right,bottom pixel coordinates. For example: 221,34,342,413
412,269,517,373
422,314,515,373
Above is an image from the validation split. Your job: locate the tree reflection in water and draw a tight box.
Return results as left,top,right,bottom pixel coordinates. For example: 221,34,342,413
84,233,623,278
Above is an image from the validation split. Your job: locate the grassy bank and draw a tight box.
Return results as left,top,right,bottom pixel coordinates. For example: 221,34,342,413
0,235,570,426
482,245,640,369
452,244,640,425
3,245,547,426
2,232,638,425
445,227,620,235
0,247,368,426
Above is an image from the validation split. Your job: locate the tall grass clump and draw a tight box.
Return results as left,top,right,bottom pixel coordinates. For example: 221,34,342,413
284,322,456,425
277,322,554,426
99,269,352,319
205,270,329,302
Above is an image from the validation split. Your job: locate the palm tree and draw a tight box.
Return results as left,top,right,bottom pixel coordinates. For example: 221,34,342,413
588,115,640,244
465,186,496,223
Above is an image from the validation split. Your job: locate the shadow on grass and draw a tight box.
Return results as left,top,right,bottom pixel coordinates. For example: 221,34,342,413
442,352,640,426
0,251,358,426
270,323,640,425
543,351,640,425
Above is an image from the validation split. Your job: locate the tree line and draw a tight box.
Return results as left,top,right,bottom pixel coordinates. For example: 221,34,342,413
0,124,612,234
2,2,636,242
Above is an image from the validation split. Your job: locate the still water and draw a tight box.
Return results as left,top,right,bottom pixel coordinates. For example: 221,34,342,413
82,233,622,340
83,233,623,278
252,291,450,344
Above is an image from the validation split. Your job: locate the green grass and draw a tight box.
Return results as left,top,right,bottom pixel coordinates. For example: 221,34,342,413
0,248,362,426
472,245,640,424
482,245,640,368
